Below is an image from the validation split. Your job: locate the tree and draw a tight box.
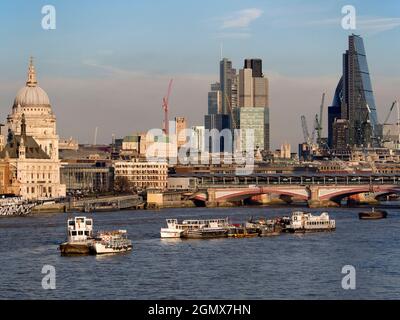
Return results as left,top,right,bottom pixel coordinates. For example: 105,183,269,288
113,176,133,194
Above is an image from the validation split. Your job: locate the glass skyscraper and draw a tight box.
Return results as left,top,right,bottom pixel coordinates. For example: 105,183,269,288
328,34,379,149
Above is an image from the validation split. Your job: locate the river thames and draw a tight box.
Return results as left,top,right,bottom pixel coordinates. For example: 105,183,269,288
0,206,400,299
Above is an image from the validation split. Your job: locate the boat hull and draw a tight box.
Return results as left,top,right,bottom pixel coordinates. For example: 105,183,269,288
183,229,228,239
160,229,184,238
359,211,387,220
285,227,336,233
90,242,132,254
59,242,91,255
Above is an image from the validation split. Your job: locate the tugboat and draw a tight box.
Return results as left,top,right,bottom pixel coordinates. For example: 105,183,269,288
359,208,387,220
285,211,336,233
59,216,94,255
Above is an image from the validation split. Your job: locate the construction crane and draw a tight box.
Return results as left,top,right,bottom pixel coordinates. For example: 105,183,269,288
162,79,173,135
223,92,237,129
314,92,325,144
381,100,399,145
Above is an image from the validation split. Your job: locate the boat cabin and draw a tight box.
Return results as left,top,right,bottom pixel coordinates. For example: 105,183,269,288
67,216,93,242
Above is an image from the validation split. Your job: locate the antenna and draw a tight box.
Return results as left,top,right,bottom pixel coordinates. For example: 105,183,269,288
93,127,98,145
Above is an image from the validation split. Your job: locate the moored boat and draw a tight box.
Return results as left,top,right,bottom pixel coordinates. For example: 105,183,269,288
285,211,335,233
59,216,132,255
359,208,387,220
227,225,258,238
59,216,94,255
91,230,132,254
160,218,230,239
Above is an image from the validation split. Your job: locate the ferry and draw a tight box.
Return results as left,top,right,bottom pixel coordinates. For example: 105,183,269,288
160,218,230,239
0,194,36,216
285,211,336,233
91,230,132,254
59,216,94,255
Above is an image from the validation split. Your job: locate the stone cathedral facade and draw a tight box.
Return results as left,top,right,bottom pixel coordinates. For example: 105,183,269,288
0,58,66,199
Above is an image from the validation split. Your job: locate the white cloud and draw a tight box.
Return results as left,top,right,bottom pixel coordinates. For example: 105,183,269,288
221,8,263,29
305,16,400,35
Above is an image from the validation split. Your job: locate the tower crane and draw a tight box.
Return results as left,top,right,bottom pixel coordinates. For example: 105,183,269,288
162,79,173,135
381,100,399,145
224,92,237,129
314,92,325,145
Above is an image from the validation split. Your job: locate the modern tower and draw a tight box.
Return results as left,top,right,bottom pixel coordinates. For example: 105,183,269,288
328,34,379,149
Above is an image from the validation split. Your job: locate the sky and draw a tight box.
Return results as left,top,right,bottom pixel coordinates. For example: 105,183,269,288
0,0,399,149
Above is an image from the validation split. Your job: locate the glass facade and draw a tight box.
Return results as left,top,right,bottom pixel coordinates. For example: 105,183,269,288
239,107,269,151
328,34,379,149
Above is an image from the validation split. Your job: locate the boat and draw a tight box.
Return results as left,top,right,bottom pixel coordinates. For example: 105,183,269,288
0,194,36,216
246,217,284,236
359,208,387,220
160,219,187,238
285,211,336,233
160,218,230,239
90,230,132,254
59,216,132,255
59,216,94,255
227,225,259,238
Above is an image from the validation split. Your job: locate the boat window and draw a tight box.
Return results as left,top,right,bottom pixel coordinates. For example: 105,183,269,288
86,221,92,225
72,231,77,236
85,231,89,236
78,231,83,235
68,221,74,226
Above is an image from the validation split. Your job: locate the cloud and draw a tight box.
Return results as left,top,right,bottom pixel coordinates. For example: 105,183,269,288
221,8,263,29
305,16,400,35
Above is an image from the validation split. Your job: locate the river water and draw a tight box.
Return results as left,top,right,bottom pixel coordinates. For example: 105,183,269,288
0,205,400,299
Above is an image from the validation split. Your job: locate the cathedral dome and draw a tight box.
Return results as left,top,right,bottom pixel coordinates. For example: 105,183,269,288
13,57,51,107
14,86,50,106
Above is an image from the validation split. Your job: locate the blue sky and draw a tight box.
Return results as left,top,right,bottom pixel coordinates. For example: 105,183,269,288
0,0,399,147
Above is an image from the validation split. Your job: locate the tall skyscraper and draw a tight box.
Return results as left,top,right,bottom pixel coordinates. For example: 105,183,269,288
244,58,263,78
207,82,222,115
328,34,379,149
220,58,236,116
237,59,270,151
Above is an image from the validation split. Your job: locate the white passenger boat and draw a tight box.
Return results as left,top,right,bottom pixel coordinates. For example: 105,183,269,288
0,194,36,216
160,218,230,238
91,230,132,254
160,219,187,238
285,211,336,233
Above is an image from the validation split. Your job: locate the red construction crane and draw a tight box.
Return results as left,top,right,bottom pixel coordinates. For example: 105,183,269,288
162,79,173,135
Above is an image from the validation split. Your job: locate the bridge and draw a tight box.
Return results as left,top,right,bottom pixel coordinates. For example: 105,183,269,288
171,173,400,208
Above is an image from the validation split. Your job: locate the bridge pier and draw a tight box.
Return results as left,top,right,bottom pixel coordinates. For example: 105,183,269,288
307,186,340,208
